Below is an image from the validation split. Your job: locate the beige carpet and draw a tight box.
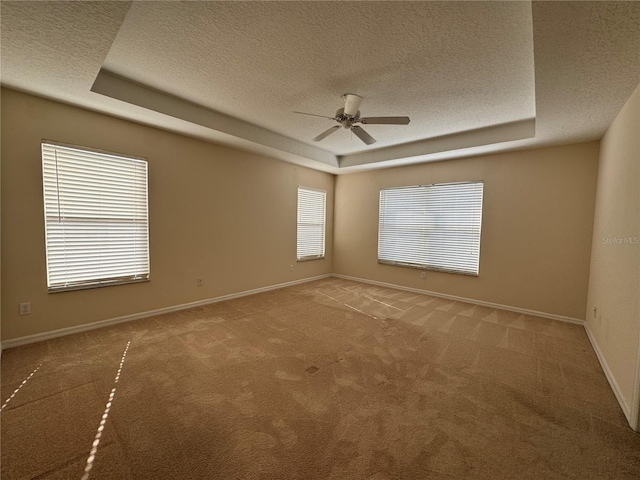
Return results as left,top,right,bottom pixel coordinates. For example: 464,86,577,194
1,278,639,479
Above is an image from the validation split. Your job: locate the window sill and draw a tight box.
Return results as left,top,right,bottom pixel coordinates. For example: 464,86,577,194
378,260,478,277
48,277,150,293
297,256,325,263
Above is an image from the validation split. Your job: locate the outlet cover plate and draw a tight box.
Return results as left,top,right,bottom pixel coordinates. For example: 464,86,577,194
19,302,31,315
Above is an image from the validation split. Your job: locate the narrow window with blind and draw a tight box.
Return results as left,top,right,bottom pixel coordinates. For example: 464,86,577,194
42,141,150,292
378,181,484,276
297,187,326,261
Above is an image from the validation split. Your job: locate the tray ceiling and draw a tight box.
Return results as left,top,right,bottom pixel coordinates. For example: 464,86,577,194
1,1,639,173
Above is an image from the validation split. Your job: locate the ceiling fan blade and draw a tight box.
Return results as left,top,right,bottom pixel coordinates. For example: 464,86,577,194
312,125,340,142
351,126,376,145
360,116,411,125
293,111,335,120
343,94,363,116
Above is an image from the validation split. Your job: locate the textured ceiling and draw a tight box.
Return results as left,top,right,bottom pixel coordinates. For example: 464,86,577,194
0,1,130,97
1,1,639,173
103,1,535,155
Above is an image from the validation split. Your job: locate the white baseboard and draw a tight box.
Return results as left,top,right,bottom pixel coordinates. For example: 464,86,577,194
331,273,584,325
584,323,633,426
632,328,640,432
1,274,331,350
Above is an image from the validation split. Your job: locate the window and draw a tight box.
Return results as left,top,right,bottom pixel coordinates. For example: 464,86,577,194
42,141,149,292
297,187,326,261
378,181,483,276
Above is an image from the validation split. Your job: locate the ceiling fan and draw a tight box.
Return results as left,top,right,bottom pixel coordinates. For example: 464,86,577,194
294,94,410,145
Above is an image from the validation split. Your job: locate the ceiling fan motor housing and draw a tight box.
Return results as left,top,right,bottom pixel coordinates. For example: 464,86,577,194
341,93,363,116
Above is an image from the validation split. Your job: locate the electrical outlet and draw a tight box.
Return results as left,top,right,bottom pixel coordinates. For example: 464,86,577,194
420,271,426,280
289,265,294,272
196,279,203,287
19,302,31,315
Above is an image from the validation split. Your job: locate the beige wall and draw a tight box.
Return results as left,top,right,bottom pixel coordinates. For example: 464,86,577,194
586,83,640,425
1,89,334,341
0,87,616,347
334,142,599,320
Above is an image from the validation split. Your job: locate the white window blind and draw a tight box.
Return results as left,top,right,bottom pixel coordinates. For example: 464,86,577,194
297,187,326,261
42,142,149,292
378,181,483,276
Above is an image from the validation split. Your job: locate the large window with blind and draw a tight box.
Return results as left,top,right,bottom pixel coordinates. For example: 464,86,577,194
297,187,326,261
42,141,150,292
378,181,484,276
